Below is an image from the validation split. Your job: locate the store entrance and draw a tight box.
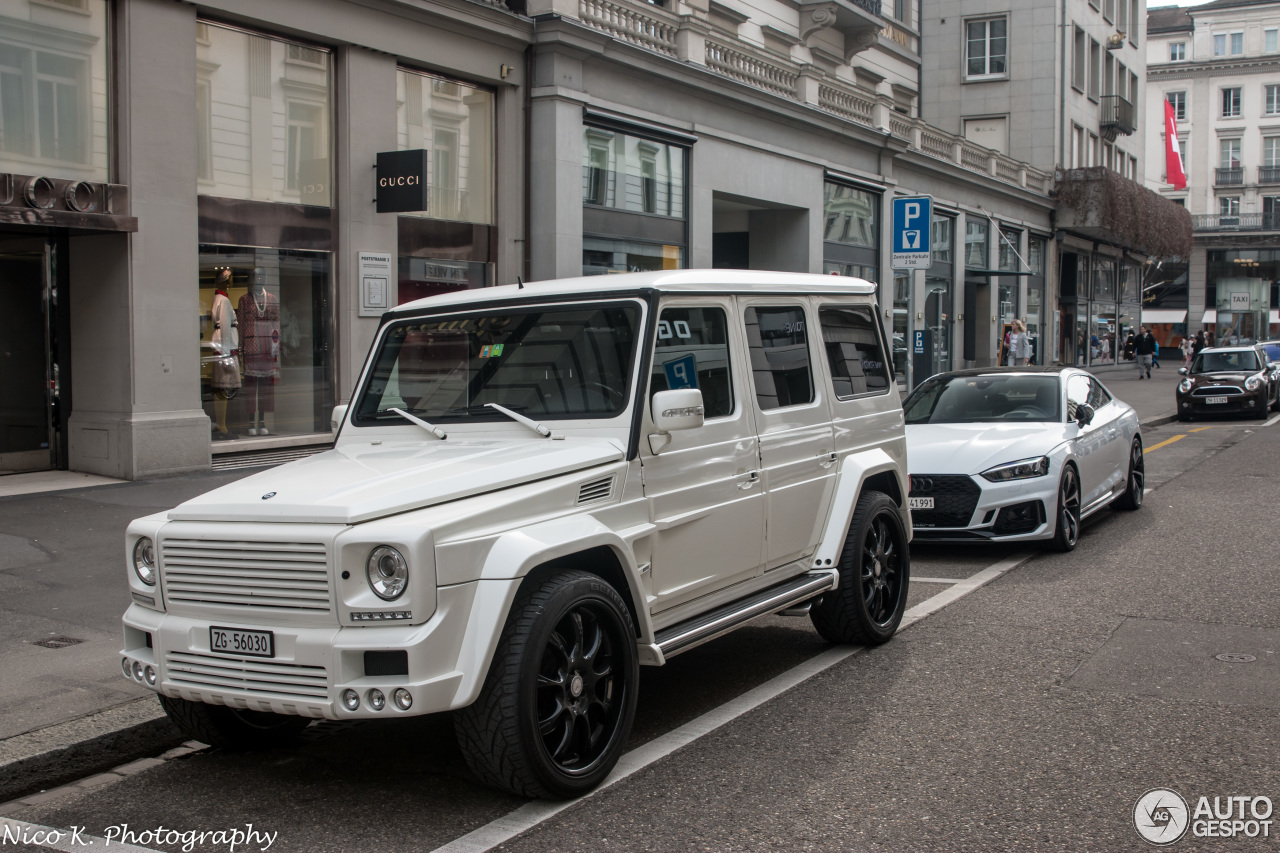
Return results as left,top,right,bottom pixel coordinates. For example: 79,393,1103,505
0,236,58,473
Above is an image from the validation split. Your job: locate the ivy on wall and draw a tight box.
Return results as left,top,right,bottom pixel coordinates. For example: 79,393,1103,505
1054,167,1192,259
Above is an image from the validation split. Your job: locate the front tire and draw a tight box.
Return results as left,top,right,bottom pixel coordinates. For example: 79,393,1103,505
158,695,310,750
809,491,910,646
454,570,638,799
1049,465,1082,552
1112,438,1144,511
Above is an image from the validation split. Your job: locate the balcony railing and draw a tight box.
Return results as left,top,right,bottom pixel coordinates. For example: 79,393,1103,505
1099,95,1136,138
1259,166,1280,184
1215,167,1244,186
1192,213,1280,231
848,0,881,13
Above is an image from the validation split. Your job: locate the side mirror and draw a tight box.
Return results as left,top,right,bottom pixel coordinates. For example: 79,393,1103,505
1075,403,1095,428
1178,367,1188,376
649,388,704,454
330,404,349,433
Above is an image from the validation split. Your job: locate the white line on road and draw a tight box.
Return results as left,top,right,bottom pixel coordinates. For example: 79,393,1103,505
912,576,961,584
1265,413,1280,427
0,818,162,853
428,549,1036,853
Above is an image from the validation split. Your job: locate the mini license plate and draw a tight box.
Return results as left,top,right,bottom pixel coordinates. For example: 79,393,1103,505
909,497,935,509
1206,396,1228,405
210,626,275,658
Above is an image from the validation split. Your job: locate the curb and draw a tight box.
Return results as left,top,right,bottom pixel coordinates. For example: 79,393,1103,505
1141,413,1180,428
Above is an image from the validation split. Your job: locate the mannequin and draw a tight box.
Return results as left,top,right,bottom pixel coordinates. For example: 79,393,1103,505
236,268,281,435
209,269,240,437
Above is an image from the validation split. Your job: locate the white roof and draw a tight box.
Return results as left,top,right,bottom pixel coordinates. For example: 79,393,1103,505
391,269,877,314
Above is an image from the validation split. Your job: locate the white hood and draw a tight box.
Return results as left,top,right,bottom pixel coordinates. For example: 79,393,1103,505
168,439,626,524
906,422,1070,475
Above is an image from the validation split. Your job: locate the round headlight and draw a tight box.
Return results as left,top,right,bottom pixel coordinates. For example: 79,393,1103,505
393,688,413,711
1247,376,1262,391
133,537,157,586
366,546,408,601
1178,379,1194,393
132,660,144,681
144,665,157,686
367,689,386,711
341,689,360,711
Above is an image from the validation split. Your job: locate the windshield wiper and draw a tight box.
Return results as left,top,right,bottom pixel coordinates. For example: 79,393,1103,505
388,407,447,440
485,402,551,438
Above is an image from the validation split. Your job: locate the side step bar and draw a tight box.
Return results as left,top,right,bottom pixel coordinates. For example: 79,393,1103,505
653,571,838,659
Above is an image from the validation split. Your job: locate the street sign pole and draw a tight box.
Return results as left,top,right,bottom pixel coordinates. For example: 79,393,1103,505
891,195,933,271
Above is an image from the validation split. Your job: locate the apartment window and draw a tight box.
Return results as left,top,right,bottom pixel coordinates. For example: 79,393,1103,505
1130,0,1139,44
1220,196,1240,216
1090,133,1100,167
1117,62,1128,99
1222,87,1242,117
1220,138,1241,169
890,0,907,24
1130,73,1139,107
1170,43,1186,61
1103,141,1114,169
965,17,1008,79
1073,27,1087,91
1215,32,1244,56
1089,39,1101,101
1268,29,1279,53
1264,136,1280,167
1167,91,1187,121
1117,0,1128,35
1104,0,1115,22
1267,85,1280,115
1129,155,1138,178
1104,54,1115,96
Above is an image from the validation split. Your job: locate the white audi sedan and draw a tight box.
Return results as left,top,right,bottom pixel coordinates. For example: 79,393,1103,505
902,368,1143,550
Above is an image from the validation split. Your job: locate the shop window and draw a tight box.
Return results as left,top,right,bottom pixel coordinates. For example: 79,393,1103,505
196,80,212,181
745,306,813,410
0,0,109,181
823,183,877,248
198,246,334,441
396,68,493,224
965,218,988,269
931,214,953,265
649,307,734,418
891,271,909,382
198,23,332,206
819,306,891,398
583,237,682,275
581,128,685,218
998,229,1021,272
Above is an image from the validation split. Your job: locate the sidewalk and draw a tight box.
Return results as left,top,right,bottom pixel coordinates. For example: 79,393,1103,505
1088,361,1181,426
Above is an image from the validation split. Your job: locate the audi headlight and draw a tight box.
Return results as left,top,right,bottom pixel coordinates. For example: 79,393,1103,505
366,546,409,601
1246,375,1262,391
981,456,1051,482
132,537,157,586
1179,379,1194,393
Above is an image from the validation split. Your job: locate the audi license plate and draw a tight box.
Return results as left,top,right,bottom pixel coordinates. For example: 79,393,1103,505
210,626,274,658
909,497,935,510
1206,396,1228,405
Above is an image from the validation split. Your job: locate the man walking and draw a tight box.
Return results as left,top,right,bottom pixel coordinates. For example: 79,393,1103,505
1135,325,1156,379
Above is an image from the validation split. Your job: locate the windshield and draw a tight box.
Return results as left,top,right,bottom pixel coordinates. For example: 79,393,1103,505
1193,351,1259,373
903,375,1062,424
353,302,641,424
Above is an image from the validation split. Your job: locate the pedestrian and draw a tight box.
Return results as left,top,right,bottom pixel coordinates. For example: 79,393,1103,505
1135,324,1156,379
1180,335,1194,369
1151,332,1162,368
1206,329,1216,348
1007,319,1032,366
1192,329,1207,357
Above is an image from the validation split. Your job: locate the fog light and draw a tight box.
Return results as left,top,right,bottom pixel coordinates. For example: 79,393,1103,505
121,657,132,678
367,689,386,711
132,661,144,681
144,665,157,686
393,688,413,711
341,689,360,711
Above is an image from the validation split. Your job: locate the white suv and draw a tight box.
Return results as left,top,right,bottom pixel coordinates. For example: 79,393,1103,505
120,270,911,798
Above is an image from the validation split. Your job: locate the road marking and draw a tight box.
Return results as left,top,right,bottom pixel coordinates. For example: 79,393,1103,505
1145,434,1187,453
913,576,961,584
1265,413,1280,427
1189,425,1238,432
0,818,162,852
428,550,1036,853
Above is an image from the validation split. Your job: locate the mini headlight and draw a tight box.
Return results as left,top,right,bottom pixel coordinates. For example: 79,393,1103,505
981,456,1051,482
132,537,157,586
341,689,360,711
367,689,386,711
1179,379,1194,393
393,688,413,711
144,665,157,686
366,546,408,601
1247,375,1262,391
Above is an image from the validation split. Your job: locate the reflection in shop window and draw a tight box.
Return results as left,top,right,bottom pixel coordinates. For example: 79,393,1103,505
0,0,109,181
822,183,877,248
581,128,684,218
965,218,988,268
583,237,682,275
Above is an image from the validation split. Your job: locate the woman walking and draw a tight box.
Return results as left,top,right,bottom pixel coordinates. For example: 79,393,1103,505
1007,319,1032,366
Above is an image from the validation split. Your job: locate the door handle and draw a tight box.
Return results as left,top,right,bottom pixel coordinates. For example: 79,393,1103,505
819,451,838,469
738,470,760,490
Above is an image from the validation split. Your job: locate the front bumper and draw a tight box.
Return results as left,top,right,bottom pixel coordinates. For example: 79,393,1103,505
1177,390,1267,416
120,580,506,720
909,472,1055,543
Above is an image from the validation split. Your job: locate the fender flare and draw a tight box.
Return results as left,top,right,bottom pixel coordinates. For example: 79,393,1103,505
811,449,910,571
450,515,652,708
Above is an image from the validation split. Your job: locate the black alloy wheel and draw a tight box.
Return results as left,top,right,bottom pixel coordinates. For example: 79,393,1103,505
861,513,905,628
1049,465,1081,552
1113,439,1144,511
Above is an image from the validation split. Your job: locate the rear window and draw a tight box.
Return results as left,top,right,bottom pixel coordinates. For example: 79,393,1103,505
819,305,892,398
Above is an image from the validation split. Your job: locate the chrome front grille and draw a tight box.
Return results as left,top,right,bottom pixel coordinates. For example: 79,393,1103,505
165,651,328,700
1193,386,1243,396
161,538,331,614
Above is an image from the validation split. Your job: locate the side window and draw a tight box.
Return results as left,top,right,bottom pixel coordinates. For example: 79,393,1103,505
818,305,892,398
1065,374,1090,421
650,306,734,418
1088,381,1111,409
744,305,814,410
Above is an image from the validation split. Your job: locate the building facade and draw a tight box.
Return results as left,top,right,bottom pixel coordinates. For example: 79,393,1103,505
1146,0,1280,347
1,0,1062,480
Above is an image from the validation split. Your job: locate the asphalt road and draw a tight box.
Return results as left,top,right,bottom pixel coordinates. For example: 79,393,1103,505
4,418,1279,852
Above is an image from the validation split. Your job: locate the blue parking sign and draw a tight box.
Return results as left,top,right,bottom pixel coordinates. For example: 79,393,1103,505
663,354,698,390
892,196,932,270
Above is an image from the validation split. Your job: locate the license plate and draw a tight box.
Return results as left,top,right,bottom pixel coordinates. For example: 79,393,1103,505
1206,396,1228,405
209,626,275,658
909,497,935,509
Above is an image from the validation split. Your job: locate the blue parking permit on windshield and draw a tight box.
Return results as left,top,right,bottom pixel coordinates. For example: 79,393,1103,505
663,354,698,390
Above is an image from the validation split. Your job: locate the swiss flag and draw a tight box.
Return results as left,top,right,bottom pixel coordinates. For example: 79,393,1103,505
1164,100,1187,190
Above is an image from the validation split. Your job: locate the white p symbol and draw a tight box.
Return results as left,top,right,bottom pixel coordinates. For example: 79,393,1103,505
904,202,920,226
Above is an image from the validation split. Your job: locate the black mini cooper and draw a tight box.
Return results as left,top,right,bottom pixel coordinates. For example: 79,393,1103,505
1176,345,1280,421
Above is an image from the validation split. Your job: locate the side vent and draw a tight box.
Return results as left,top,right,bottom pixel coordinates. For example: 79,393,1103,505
576,476,615,505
